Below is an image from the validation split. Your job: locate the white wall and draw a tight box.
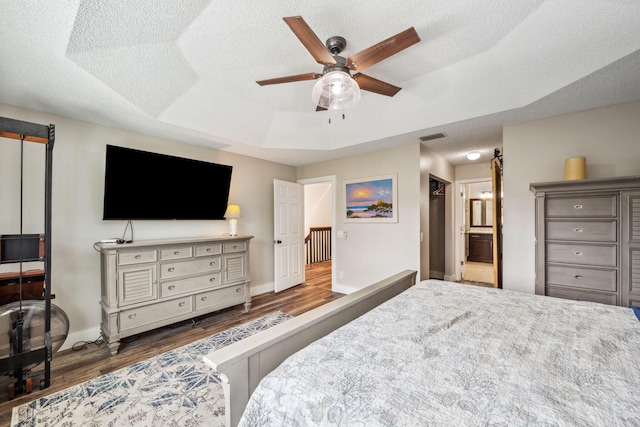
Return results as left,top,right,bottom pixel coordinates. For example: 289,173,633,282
503,101,640,294
297,144,421,293
468,181,492,198
0,103,296,349
303,182,332,235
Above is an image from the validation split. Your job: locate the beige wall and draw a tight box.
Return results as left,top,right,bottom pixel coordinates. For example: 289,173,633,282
503,101,640,294
7,98,638,349
0,103,296,348
297,144,422,293
455,162,492,181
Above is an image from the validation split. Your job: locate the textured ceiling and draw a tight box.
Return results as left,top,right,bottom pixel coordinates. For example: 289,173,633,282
1,1,639,166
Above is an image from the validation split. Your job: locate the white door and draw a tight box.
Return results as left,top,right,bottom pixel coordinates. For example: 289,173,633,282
274,179,305,292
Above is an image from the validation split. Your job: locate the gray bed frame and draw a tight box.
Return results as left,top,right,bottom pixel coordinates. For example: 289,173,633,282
203,269,418,427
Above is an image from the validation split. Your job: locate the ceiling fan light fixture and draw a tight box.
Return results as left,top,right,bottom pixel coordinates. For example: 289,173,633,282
311,71,361,110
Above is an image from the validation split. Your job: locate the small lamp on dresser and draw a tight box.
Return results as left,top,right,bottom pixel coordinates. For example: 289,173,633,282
224,205,242,236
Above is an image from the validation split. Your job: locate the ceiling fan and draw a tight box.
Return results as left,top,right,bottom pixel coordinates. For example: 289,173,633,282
256,16,421,111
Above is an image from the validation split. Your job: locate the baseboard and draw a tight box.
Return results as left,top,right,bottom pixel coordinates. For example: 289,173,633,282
60,326,102,352
429,270,445,280
332,282,359,294
444,274,455,282
250,282,275,296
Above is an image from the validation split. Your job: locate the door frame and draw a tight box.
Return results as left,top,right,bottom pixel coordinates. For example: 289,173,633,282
298,175,337,293
454,177,492,281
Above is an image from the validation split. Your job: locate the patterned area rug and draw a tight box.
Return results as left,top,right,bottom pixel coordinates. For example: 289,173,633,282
11,311,292,427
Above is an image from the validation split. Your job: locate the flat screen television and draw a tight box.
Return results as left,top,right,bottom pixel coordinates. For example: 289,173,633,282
102,145,232,220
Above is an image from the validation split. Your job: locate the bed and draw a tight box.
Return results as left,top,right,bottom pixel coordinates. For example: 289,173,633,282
204,271,640,426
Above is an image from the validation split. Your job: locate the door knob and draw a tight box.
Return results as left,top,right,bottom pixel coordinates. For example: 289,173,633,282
274,240,282,244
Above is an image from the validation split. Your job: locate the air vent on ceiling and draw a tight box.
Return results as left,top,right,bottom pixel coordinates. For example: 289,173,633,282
419,132,447,142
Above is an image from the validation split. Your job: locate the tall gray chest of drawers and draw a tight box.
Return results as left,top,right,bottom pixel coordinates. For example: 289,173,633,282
97,235,253,355
530,176,640,307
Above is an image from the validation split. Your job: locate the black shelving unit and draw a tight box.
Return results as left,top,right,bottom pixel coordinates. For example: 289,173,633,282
0,116,54,396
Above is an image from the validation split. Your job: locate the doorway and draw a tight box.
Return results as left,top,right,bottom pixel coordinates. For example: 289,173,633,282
429,177,446,279
299,176,336,292
455,177,502,288
457,179,495,285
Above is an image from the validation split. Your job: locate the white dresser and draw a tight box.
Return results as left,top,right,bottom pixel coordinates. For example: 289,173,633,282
97,235,253,355
530,177,640,307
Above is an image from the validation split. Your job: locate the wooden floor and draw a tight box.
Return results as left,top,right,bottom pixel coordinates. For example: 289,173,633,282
0,261,337,426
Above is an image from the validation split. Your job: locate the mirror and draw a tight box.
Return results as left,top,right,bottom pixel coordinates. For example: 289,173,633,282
470,198,493,227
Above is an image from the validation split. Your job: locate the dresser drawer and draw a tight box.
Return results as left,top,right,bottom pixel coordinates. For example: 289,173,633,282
119,296,192,331
546,265,616,292
223,241,247,253
160,246,193,260
161,272,223,297
195,243,222,257
546,286,617,305
546,220,617,242
195,284,245,311
160,256,221,279
118,250,157,266
546,195,617,218
546,243,616,267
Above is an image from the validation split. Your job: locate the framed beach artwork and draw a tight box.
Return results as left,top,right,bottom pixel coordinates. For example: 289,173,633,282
344,174,398,223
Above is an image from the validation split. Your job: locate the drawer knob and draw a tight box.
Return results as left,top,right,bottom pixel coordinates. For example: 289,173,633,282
210,262,216,266
168,285,175,290
236,288,241,293
573,204,583,210
574,227,583,233
168,267,175,272
206,248,211,252
135,255,141,259
233,245,238,249
179,302,185,307
128,313,136,319
201,296,207,301
210,277,216,282
575,275,583,280
574,251,583,256
173,251,180,255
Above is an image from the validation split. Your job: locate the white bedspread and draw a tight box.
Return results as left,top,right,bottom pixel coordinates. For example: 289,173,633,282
239,280,640,426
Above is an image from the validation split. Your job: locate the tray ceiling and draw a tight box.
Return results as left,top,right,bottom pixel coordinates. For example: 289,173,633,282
1,1,639,165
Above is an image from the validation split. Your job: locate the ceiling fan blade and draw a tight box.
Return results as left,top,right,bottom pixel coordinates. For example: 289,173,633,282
256,72,322,86
346,27,420,72
283,16,337,66
353,73,401,97
316,105,327,112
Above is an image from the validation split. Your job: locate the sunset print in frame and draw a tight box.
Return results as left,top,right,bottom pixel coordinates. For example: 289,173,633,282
344,174,397,223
